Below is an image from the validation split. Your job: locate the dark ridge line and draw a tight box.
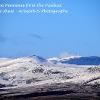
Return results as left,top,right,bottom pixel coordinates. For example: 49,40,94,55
83,76,100,85
0,90,75,99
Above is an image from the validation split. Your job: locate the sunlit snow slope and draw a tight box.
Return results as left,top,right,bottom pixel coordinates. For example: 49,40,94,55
0,55,100,89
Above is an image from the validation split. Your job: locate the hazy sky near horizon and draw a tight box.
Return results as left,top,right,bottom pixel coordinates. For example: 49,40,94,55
0,0,100,58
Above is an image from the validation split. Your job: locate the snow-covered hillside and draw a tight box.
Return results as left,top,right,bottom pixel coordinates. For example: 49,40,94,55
0,55,100,90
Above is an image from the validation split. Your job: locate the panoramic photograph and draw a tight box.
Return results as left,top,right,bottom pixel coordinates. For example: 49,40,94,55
0,0,100,100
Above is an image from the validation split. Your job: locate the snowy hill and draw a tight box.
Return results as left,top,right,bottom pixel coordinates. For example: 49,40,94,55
0,55,100,89
0,55,100,99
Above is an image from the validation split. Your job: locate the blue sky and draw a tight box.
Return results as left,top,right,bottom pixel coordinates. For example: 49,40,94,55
0,0,100,58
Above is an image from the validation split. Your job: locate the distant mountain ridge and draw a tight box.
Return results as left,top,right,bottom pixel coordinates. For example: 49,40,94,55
60,56,100,65
48,56,100,65
0,55,100,65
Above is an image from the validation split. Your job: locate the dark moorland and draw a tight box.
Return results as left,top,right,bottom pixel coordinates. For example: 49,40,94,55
0,83,100,100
